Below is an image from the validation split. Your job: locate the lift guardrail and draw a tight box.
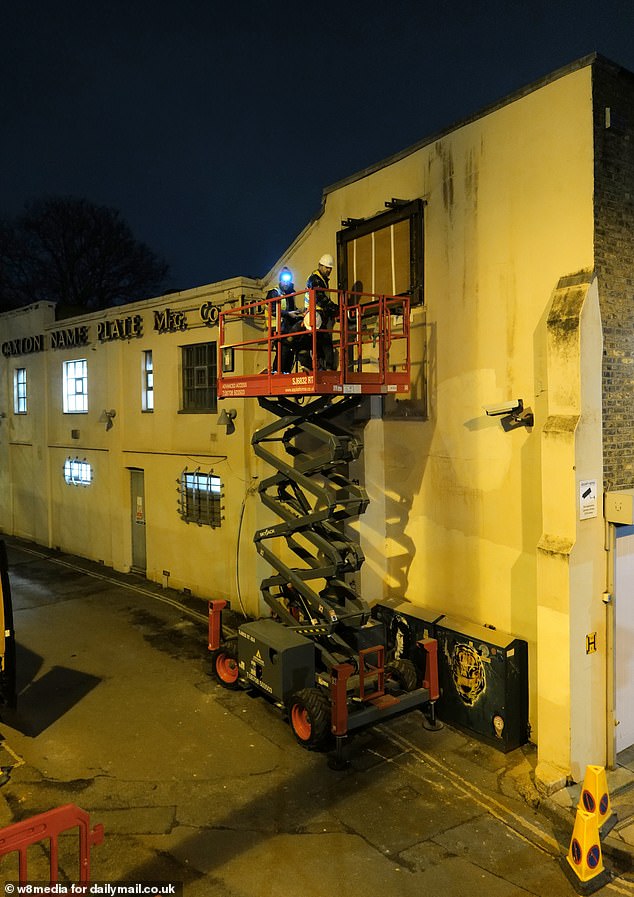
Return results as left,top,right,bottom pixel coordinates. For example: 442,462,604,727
218,289,410,399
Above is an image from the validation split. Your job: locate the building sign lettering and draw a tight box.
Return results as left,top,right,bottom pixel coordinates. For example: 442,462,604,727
1,334,45,357
154,308,187,333
199,301,219,326
50,326,90,349
98,315,143,342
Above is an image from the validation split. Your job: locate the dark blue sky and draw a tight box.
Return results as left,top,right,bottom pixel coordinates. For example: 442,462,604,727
2,0,634,292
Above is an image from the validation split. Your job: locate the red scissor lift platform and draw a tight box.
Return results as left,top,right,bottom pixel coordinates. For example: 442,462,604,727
218,288,411,398
213,288,438,762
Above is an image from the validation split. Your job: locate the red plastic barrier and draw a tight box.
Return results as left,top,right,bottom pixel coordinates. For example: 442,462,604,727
0,802,104,884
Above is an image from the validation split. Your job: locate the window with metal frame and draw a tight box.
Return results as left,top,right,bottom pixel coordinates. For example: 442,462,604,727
337,199,427,419
178,469,222,526
337,199,424,305
13,368,27,414
64,457,93,486
63,359,88,413
181,342,217,412
142,350,154,411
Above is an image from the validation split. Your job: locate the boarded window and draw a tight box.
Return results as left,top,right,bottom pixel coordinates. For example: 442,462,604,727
338,199,426,418
338,200,424,304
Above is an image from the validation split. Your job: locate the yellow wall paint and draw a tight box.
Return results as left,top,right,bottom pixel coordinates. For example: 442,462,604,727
0,63,607,778
274,65,597,769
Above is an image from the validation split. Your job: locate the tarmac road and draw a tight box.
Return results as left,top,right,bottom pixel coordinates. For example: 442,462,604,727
1,537,633,896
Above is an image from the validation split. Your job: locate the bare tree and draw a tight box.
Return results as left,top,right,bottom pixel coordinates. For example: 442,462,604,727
0,197,169,312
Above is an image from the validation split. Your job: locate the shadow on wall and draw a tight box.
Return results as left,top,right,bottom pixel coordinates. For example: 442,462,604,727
382,438,430,602
364,319,436,603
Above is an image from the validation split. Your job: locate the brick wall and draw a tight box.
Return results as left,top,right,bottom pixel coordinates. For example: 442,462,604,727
594,57,634,489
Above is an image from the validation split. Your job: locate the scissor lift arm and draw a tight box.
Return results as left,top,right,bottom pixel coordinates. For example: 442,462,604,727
209,290,439,757
253,394,370,656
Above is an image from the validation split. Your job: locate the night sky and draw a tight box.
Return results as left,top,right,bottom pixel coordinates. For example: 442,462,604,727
3,0,634,292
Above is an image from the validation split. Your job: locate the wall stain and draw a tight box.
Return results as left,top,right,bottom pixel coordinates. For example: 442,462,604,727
437,143,454,211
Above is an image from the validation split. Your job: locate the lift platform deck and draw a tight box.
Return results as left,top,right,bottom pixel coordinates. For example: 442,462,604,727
218,289,410,399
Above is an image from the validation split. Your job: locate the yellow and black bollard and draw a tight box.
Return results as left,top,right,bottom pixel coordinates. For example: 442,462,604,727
561,806,611,893
577,765,618,837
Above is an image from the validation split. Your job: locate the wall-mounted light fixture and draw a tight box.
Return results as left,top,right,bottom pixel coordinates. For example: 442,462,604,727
99,409,117,431
217,408,237,435
222,347,235,373
483,399,534,432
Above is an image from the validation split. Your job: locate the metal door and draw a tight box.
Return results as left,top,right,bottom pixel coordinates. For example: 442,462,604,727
130,469,147,573
616,528,634,752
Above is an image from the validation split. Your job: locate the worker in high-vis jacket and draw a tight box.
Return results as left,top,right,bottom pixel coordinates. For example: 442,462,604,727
298,253,339,371
266,267,303,373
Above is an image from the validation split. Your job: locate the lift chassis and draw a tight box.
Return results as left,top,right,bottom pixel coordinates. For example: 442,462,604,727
209,289,439,760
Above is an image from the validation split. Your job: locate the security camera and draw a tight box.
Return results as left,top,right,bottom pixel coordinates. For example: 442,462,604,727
483,400,522,417
483,399,534,432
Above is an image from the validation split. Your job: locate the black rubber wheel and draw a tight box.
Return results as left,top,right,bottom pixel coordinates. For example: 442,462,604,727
288,687,331,750
385,658,417,692
211,637,241,689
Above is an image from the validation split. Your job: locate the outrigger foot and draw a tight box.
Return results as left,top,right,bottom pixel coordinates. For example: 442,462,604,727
327,735,350,771
422,702,444,731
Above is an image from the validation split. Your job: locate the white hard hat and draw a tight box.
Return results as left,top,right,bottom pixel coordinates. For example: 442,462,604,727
318,253,334,268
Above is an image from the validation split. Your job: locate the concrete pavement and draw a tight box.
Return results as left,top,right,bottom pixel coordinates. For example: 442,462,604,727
1,536,634,895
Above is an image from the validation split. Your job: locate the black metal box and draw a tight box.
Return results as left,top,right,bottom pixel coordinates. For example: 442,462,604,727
339,617,387,653
238,619,315,703
435,616,528,752
372,598,445,659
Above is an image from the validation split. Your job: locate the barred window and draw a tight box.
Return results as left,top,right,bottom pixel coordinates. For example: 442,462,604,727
64,457,93,486
63,359,88,413
14,368,27,414
178,469,222,526
181,342,217,412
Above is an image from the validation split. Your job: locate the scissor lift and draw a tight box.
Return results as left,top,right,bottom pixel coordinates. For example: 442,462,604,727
209,288,439,760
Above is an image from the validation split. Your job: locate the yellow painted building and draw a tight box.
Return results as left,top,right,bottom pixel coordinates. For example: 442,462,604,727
2,54,633,789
